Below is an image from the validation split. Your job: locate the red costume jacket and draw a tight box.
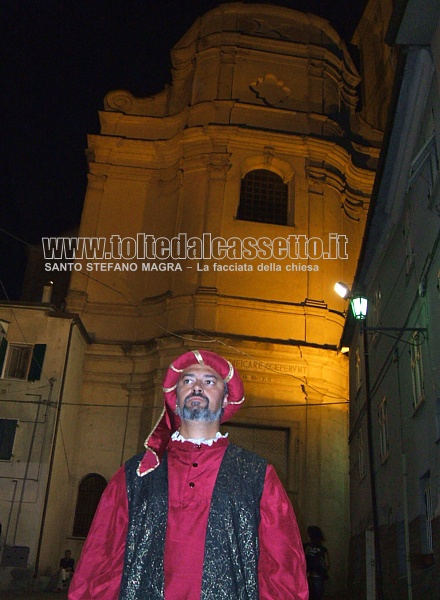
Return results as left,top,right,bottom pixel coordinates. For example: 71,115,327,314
69,437,308,599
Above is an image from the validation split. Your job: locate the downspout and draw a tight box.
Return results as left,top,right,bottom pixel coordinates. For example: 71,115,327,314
33,318,76,576
402,454,413,600
12,395,44,545
362,325,384,600
120,353,135,466
4,479,18,545
396,345,413,600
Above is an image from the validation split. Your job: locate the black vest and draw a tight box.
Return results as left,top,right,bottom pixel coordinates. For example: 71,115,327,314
119,443,267,600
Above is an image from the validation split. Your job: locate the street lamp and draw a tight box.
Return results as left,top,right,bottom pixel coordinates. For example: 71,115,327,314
335,282,427,333
334,282,368,320
335,282,383,600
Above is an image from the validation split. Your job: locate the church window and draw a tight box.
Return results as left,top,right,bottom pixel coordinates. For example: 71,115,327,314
72,473,107,537
237,169,289,225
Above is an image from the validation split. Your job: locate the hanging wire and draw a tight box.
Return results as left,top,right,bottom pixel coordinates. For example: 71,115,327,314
1,234,349,406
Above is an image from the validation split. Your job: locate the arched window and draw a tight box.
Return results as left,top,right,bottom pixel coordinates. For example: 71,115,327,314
237,169,289,225
72,473,107,537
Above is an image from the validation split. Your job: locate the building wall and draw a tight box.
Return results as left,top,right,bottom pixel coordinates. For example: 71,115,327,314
62,4,381,593
346,2,440,598
38,322,88,575
0,306,86,588
352,0,396,132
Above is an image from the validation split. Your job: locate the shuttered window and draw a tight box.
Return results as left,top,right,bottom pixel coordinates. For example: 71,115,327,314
0,343,46,381
0,419,18,460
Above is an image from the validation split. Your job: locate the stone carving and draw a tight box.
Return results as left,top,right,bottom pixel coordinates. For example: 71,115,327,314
104,90,135,113
250,74,291,106
242,16,299,41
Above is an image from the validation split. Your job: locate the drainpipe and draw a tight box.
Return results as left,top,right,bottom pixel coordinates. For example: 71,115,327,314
4,479,18,545
12,396,43,545
402,454,413,600
33,318,76,576
362,325,384,600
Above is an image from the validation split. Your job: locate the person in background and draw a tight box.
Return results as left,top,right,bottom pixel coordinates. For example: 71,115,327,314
69,350,308,599
304,526,330,600
57,549,74,592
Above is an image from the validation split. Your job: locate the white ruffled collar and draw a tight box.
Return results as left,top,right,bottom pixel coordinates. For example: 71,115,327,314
171,430,228,446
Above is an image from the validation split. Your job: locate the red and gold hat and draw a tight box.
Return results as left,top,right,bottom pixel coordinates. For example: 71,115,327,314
137,350,244,476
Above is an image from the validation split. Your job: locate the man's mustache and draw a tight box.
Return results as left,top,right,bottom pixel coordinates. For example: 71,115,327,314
184,392,209,403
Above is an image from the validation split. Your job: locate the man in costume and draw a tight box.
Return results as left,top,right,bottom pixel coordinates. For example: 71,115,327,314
68,350,308,599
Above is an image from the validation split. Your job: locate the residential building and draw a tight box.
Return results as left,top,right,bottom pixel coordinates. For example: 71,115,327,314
342,1,440,598
0,302,88,589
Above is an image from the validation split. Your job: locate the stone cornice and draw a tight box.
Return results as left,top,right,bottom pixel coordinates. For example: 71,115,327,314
175,3,358,81
97,99,379,157
77,291,346,322
100,4,360,121
86,124,377,189
99,105,188,137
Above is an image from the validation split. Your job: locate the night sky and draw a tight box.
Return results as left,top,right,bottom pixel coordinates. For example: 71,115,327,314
1,0,367,300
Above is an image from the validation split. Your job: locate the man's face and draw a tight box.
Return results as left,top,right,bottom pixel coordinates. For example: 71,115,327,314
175,364,228,423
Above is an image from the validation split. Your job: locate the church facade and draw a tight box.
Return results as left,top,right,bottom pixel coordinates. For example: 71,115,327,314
46,4,379,593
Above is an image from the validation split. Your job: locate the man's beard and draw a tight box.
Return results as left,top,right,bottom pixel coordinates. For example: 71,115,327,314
176,393,224,422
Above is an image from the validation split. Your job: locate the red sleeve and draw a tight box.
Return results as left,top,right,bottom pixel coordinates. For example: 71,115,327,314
68,466,128,600
258,465,309,600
